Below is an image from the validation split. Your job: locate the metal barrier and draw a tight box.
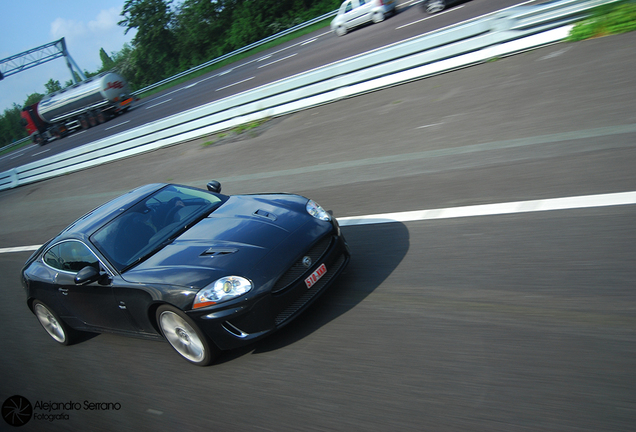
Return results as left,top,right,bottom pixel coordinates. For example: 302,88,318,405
0,0,618,191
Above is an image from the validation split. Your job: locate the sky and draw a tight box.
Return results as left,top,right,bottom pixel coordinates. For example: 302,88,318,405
0,0,136,113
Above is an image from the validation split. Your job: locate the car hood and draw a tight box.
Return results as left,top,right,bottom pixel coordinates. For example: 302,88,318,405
121,194,313,288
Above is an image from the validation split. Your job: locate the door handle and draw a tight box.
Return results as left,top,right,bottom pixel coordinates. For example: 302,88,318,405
58,288,69,295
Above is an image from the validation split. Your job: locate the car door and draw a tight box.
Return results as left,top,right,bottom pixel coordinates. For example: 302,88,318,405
340,0,365,29
354,0,373,25
45,240,134,332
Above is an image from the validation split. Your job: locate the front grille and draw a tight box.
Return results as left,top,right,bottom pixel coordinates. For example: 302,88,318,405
274,253,346,327
271,235,333,294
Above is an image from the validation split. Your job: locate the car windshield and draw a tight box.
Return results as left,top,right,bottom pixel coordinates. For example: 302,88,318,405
91,185,223,272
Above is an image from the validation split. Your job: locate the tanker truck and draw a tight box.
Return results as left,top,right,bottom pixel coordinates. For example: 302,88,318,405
20,72,135,145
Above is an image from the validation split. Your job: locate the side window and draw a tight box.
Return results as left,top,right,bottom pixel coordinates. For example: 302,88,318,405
44,241,99,272
344,1,353,13
359,0,365,5
43,244,62,269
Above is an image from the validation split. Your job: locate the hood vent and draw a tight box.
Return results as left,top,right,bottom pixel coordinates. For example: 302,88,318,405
254,209,277,221
200,247,238,257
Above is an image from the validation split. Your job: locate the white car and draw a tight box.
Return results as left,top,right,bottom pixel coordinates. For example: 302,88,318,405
331,0,397,36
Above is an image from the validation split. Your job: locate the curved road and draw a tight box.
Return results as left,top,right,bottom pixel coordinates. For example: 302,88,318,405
1,12,635,432
2,0,540,171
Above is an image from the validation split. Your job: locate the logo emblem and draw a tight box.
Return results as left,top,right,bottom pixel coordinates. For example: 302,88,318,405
302,256,312,268
2,395,32,427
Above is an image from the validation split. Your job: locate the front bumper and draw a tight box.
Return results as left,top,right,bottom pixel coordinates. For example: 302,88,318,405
188,229,350,350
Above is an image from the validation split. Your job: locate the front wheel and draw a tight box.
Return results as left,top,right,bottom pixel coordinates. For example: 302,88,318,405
335,25,347,37
157,305,217,366
33,300,78,345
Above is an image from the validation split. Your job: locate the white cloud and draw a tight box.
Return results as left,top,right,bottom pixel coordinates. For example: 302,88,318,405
88,8,121,33
48,8,134,73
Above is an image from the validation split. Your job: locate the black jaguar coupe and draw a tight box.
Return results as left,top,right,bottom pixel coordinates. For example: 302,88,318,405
21,182,350,365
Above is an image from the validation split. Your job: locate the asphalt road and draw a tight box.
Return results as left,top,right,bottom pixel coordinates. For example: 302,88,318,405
1,0,541,171
1,30,635,431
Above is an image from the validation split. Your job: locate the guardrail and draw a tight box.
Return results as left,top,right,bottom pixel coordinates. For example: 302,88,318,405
0,0,618,191
0,136,30,153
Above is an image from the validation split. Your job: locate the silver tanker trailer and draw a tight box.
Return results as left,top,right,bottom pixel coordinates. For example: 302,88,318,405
21,72,135,145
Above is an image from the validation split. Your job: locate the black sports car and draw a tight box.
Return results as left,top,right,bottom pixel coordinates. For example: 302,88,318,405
21,182,350,366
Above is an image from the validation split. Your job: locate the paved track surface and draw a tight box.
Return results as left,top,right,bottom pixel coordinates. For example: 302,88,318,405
1,31,635,431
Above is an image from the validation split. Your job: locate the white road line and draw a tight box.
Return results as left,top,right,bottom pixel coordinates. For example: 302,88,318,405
338,191,636,226
396,6,464,30
417,122,443,129
302,38,318,45
258,53,298,69
105,120,130,130
216,77,255,91
1,245,41,253
3,191,635,253
33,149,50,156
145,99,171,109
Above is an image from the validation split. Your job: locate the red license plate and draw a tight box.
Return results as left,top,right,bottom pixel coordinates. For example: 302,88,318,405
305,263,327,289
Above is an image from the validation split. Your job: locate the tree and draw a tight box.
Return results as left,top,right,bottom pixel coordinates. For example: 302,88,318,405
100,48,116,71
119,0,179,85
0,104,27,146
44,79,62,94
24,92,44,107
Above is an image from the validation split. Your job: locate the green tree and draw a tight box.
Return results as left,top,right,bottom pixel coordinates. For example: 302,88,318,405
119,0,179,85
24,92,44,107
100,48,116,71
172,0,233,68
44,79,62,94
0,104,27,146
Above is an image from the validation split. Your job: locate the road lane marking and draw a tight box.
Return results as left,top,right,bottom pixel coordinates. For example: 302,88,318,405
3,191,635,253
338,191,636,226
258,53,298,69
1,245,41,253
216,77,255,91
396,6,464,30
145,99,171,109
33,149,50,156
106,121,130,130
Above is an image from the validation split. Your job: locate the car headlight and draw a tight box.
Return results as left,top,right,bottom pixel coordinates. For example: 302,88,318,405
193,276,252,309
306,199,331,221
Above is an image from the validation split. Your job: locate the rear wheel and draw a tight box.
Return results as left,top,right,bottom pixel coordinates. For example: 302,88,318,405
424,0,446,14
372,11,385,23
88,112,98,127
157,305,217,366
33,300,78,345
79,115,90,130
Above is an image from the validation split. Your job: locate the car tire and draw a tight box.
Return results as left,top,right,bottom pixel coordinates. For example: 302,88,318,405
335,25,347,37
372,11,385,23
424,0,446,14
33,300,78,346
157,305,217,366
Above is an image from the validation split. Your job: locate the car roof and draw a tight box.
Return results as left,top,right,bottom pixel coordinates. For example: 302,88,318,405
58,183,167,241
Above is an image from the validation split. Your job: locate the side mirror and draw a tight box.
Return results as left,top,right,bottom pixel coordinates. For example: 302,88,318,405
207,180,222,193
75,266,103,285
